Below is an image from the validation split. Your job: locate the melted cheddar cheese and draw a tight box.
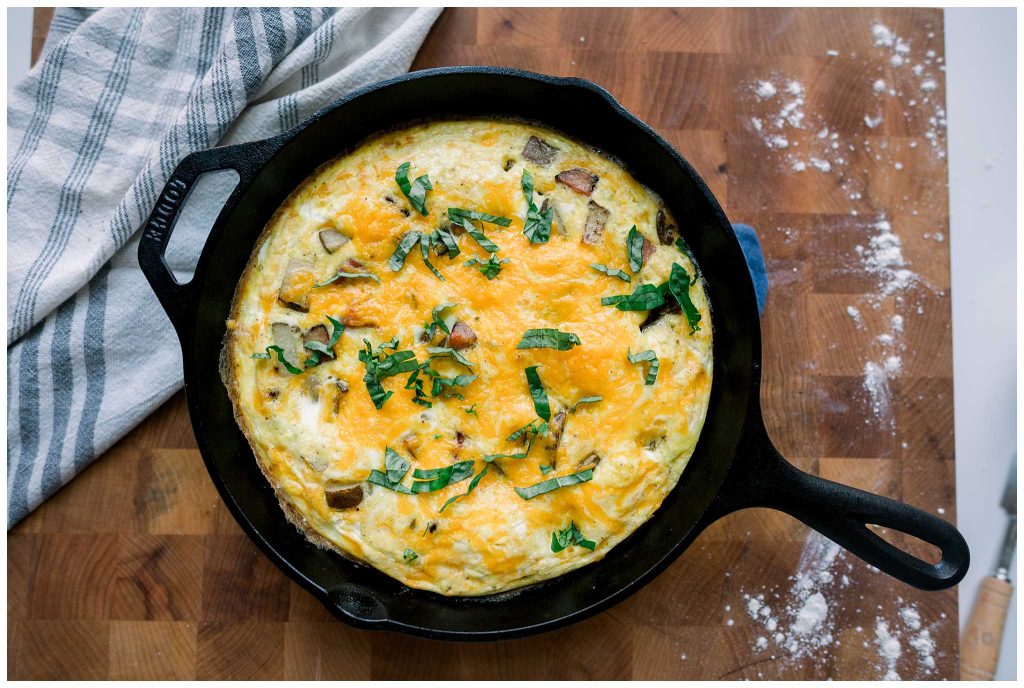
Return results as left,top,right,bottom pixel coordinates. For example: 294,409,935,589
223,120,713,596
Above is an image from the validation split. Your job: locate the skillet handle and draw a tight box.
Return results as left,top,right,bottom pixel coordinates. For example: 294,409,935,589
138,139,278,335
707,420,969,591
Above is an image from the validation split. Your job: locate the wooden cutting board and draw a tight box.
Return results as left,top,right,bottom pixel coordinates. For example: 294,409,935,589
8,7,956,680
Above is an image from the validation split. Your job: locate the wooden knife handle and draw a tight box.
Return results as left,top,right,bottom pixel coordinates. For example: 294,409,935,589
961,576,1013,680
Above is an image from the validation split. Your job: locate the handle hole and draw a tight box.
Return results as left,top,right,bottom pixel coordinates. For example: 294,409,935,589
867,524,942,565
164,168,240,282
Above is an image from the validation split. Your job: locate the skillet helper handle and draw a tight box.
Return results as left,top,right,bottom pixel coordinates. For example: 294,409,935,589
961,576,1013,680
709,423,969,591
138,140,276,333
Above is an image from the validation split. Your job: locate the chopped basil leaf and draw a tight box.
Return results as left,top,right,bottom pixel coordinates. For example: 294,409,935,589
395,162,432,216
389,231,422,271
674,236,697,265
359,339,420,409
426,346,474,368
601,282,666,311
303,315,345,367
524,365,551,422
314,270,381,288
483,448,529,462
507,419,548,443
383,211,463,284
363,384,392,407
516,328,581,351
486,420,547,462
430,224,461,258
447,208,512,227
668,263,702,334
524,204,554,244
539,464,553,475
363,382,391,408
385,447,409,482
521,168,553,244
427,371,477,398
465,403,478,416
405,367,432,408
378,350,419,377
411,460,475,493
521,168,536,206
403,548,418,562
251,345,303,375
514,468,594,500
464,253,509,280
569,395,603,413
368,447,414,493
419,233,445,281
368,470,412,493
627,225,646,273
628,349,660,385
439,464,489,513
590,263,631,282
424,302,456,341
458,217,501,253
551,521,597,552
376,336,399,352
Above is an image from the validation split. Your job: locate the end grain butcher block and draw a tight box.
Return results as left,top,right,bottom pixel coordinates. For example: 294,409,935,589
8,7,956,680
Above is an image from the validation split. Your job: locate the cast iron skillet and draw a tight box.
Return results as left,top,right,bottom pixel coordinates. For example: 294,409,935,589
139,67,968,641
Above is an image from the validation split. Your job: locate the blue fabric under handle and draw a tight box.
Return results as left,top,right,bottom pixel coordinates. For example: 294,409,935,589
731,223,767,317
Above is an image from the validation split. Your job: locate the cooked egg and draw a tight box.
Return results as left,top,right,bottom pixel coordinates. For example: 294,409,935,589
222,119,713,596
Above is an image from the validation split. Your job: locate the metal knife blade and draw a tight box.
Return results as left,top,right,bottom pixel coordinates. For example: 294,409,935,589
1001,454,1016,515
994,454,1017,578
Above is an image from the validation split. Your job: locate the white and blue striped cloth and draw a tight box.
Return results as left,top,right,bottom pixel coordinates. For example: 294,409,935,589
7,7,442,526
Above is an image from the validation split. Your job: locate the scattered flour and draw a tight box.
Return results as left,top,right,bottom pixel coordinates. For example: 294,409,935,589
846,305,863,327
747,76,814,168
884,355,902,375
909,628,937,669
869,22,947,158
793,593,829,634
899,605,921,630
859,218,918,296
733,531,944,678
871,608,938,678
741,533,841,661
749,19,946,183
875,619,902,680
872,23,895,47
755,80,777,99
863,361,892,420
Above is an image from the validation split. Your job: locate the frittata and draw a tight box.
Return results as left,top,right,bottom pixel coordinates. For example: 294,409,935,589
222,119,713,596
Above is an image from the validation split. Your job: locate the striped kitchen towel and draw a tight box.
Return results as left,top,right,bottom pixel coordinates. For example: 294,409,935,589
6,7,442,527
